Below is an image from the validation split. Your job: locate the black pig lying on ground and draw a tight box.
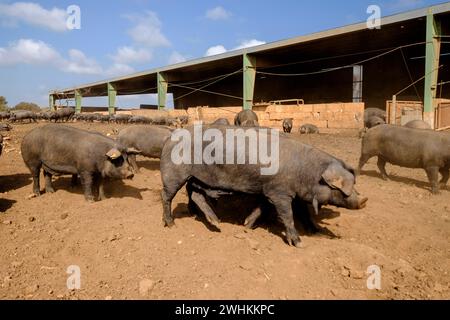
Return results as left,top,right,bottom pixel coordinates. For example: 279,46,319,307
160,126,367,247
21,124,139,202
358,124,450,194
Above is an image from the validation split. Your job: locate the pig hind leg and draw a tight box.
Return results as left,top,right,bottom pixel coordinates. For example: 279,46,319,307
244,207,262,229
377,157,389,180
425,166,440,194
357,153,372,174
190,191,221,230
439,167,449,186
43,171,55,193
27,162,42,196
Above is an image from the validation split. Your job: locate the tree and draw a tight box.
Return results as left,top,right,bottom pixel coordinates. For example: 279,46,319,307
0,96,8,112
13,102,41,112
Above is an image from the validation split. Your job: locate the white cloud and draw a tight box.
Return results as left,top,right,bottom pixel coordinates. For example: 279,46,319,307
0,2,67,32
234,39,266,50
0,39,103,75
205,6,231,21
63,49,102,75
126,11,170,48
168,51,187,65
105,63,135,77
0,38,61,65
110,46,152,64
205,45,227,57
204,39,266,57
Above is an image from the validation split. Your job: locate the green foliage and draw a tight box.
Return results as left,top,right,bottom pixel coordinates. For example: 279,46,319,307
0,96,8,111
13,102,41,112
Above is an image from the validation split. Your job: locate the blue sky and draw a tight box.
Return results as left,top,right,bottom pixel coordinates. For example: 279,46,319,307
0,0,446,108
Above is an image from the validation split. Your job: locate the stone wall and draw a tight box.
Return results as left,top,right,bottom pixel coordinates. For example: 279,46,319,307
116,102,365,129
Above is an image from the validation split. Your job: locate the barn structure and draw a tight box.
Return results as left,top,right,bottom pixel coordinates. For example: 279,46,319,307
51,3,450,129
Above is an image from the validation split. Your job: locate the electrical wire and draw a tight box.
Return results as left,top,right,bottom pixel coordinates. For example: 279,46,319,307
256,41,430,77
170,68,243,101
400,48,422,102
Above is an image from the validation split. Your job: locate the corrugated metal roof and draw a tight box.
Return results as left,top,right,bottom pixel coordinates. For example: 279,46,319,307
53,2,450,95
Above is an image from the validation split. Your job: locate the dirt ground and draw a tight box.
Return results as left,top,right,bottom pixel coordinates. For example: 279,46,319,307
0,122,449,300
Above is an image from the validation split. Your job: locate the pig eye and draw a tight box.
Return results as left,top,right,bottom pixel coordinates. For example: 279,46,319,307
110,156,124,166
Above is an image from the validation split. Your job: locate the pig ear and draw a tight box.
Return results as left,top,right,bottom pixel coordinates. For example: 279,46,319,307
321,165,353,196
126,147,141,155
106,148,122,160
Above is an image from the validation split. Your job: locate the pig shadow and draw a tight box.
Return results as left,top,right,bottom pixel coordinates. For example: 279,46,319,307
0,174,32,193
136,159,160,172
172,195,341,241
360,169,433,192
0,198,17,212
51,176,148,200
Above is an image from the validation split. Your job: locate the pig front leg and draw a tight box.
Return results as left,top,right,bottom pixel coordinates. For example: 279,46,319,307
80,172,95,202
268,193,301,247
98,177,107,201
128,154,140,173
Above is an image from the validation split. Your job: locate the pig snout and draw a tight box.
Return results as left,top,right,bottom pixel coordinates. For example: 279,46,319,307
358,196,368,209
346,192,368,209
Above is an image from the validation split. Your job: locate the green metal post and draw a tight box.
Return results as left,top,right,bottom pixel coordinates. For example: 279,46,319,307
49,94,55,111
75,90,82,114
107,83,117,115
243,54,256,110
157,72,168,110
423,11,441,128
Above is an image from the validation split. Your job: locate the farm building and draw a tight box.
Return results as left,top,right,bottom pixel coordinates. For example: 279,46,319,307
51,3,450,129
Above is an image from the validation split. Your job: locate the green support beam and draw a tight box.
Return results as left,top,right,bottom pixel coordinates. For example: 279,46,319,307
107,83,117,115
423,11,441,128
243,53,256,110
157,72,168,110
49,94,55,111
75,90,82,114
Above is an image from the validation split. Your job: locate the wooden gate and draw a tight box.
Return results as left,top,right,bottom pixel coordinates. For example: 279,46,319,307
436,102,450,130
386,100,423,125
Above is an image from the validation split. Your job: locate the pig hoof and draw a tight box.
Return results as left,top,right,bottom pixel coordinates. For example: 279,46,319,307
45,187,55,194
163,219,175,228
287,236,302,248
381,175,389,181
86,197,96,203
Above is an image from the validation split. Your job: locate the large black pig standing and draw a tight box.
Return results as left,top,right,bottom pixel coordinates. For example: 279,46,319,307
358,124,450,194
21,124,139,202
117,125,173,172
160,126,367,247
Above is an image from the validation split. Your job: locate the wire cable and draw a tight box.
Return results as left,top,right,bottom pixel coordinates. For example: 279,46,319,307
256,41,430,77
170,68,243,101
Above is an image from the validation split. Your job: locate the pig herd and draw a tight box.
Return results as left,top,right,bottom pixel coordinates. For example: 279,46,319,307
1,107,448,247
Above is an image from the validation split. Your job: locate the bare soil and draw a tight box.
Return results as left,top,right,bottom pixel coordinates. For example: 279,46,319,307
0,122,449,300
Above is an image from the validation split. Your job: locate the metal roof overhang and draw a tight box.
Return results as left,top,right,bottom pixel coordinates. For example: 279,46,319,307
52,2,450,99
